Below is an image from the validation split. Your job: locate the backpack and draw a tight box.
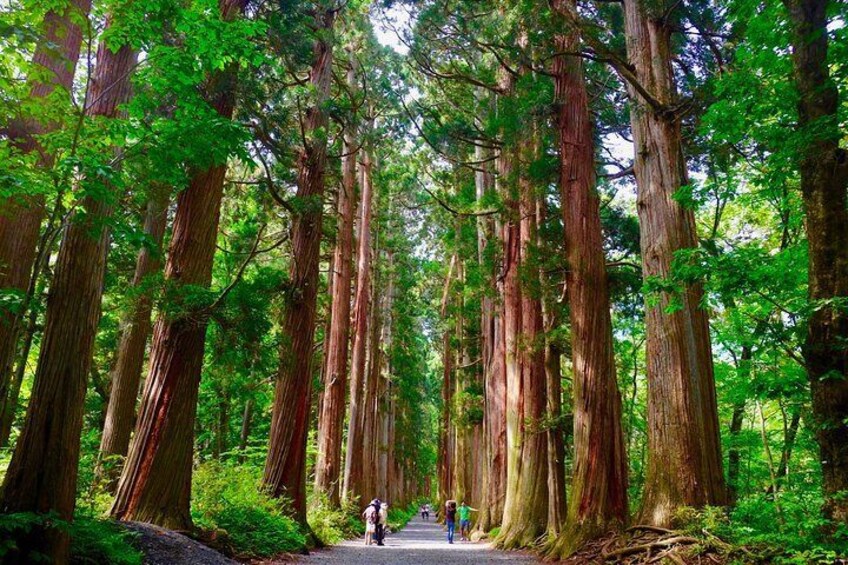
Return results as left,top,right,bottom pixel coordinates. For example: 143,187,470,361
368,506,378,524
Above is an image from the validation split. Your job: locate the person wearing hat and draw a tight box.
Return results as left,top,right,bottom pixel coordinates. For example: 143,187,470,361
362,499,378,545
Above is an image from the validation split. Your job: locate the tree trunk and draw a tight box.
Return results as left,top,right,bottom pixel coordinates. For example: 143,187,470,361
0,189,65,449
343,146,375,508
783,0,848,525
548,3,629,553
238,397,254,462
509,123,549,547
535,196,567,538
0,23,136,561
727,400,746,503
622,0,727,526
437,255,457,515
0,0,92,435
314,57,359,507
361,242,383,501
98,189,169,489
263,8,335,526
111,0,247,530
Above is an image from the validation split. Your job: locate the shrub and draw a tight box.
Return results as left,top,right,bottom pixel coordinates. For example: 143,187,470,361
0,512,141,565
192,461,307,558
307,495,363,545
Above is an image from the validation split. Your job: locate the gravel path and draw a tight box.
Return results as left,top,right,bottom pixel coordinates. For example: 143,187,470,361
295,517,541,564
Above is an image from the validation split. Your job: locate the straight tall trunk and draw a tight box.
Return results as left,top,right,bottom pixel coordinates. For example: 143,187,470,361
263,8,336,526
0,0,92,432
343,147,374,507
783,0,848,524
623,0,726,526
549,2,629,553
505,124,549,547
98,189,169,488
0,22,136,561
497,139,529,547
111,0,248,529
437,255,457,514
361,247,383,500
314,60,359,506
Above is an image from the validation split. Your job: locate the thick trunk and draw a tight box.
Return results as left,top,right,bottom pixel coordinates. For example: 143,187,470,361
111,0,247,530
499,121,549,547
0,25,136,561
264,8,335,525
98,190,169,488
548,3,629,553
342,147,374,507
623,0,726,525
783,0,848,524
314,61,358,506
509,126,549,546
497,128,523,546
0,0,92,433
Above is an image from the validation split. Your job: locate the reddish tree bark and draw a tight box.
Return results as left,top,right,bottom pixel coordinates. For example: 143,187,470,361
622,0,727,526
0,21,136,561
343,147,375,507
314,59,359,506
111,0,248,530
501,125,549,548
783,0,848,524
437,254,457,514
98,189,169,489
548,4,628,552
263,8,336,525
0,0,92,434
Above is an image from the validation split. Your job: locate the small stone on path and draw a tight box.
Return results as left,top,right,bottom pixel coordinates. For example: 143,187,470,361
295,516,540,564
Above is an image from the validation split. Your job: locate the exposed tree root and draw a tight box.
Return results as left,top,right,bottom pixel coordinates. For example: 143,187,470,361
554,526,748,564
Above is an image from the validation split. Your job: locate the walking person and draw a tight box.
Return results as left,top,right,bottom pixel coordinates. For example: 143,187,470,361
362,500,378,545
376,501,388,546
458,501,478,541
420,503,430,521
445,500,457,544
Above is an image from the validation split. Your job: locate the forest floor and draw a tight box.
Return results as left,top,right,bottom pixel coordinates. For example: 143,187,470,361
287,516,541,564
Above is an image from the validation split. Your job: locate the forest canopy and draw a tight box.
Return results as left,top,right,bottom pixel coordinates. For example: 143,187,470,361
0,0,847,563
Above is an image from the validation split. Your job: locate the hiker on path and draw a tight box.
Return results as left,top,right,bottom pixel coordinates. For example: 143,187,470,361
420,503,430,521
444,500,457,544
362,500,378,546
376,501,388,546
458,501,478,541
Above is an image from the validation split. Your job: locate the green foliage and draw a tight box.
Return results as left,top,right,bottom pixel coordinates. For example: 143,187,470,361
677,500,848,564
192,461,307,558
307,495,364,545
0,512,142,565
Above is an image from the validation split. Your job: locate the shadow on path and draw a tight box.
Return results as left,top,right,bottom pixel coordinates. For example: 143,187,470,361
296,516,540,564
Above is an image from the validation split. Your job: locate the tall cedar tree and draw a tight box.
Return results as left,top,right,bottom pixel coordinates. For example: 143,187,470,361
263,6,336,525
98,188,169,488
548,0,628,554
343,145,375,506
111,0,249,530
0,16,137,560
0,0,92,438
783,0,848,523
622,0,727,525
314,56,358,506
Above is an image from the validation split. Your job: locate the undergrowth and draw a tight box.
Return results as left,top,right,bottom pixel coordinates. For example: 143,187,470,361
0,511,142,565
192,461,307,558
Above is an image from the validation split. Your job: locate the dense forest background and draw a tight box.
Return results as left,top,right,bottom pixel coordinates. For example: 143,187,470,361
0,0,847,563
